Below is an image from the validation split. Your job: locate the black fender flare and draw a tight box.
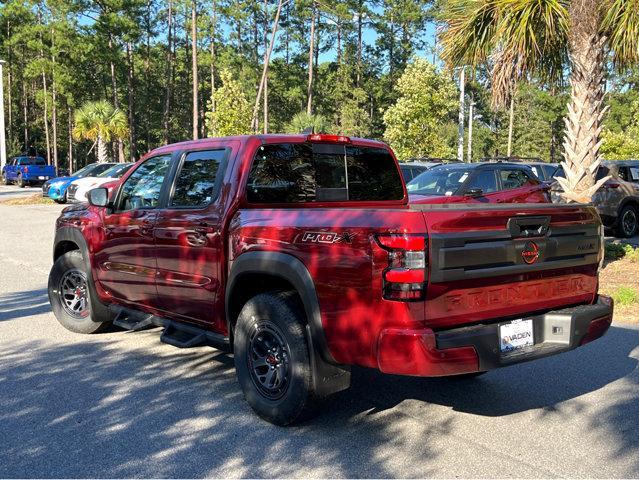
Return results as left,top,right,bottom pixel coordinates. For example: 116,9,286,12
53,227,104,311
226,250,335,364
53,226,98,280
226,251,351,396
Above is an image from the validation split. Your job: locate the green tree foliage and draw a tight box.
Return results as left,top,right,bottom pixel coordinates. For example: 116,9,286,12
0,0,637,173
601,100,639,159
284,112,328,134
383,58,457,160
205,68,252,137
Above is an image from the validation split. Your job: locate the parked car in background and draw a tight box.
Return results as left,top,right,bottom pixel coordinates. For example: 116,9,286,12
552,160,639,237
399,158,459,183
407,162,551,204
524,162,559,182
481,157,559,183
48,134,611,425
2,156,57,187
67,163,134,203
42,162,117,203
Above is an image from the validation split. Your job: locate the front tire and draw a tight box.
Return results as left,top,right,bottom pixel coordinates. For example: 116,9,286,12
234,292,320,425
616,205,638,238
2,172,9,185
48,250,112,334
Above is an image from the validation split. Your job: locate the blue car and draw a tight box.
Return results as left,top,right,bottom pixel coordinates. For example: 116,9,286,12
42,162,117,203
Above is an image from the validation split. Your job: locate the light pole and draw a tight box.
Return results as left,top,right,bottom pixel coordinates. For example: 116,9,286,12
0,60,6,171
457,67,465,162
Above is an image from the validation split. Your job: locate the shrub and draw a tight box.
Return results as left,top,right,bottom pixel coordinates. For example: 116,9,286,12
611,286,639,306
604,243,639,261
605,243,627,260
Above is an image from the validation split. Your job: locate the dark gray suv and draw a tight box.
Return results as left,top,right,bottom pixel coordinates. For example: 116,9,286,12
553,160,639,237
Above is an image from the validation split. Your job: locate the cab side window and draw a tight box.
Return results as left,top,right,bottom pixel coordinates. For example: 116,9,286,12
499,168,537,190
118,155,172,211
465,169,498,193
170,149,226,207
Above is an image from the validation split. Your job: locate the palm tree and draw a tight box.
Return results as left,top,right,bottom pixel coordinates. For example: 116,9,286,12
440,0,639,202
285,112,329,134
72,101,129,163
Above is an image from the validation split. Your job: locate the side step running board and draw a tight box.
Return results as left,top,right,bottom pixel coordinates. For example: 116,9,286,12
110,305,230,351
160,321,229,350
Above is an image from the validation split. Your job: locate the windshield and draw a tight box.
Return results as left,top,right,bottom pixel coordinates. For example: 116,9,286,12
98,164,133,178
406,166,474,196
75,163,115,179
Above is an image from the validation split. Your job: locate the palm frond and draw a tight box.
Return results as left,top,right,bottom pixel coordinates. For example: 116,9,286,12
492,0,569,103
602,0,639,69
439,0,500,68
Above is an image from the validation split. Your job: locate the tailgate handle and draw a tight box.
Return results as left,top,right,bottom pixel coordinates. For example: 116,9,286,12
507,216,550,238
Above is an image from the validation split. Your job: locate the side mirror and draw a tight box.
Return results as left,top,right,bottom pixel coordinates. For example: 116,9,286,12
87,187,110,207
465,187,484,197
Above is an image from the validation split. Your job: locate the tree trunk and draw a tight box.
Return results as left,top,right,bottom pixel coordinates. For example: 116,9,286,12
145,0,152,150
97,134,107,163
67,104,73,174
210,0,216,112
109,35,126,163
263,0,268,133
21,66,28,150
191,0,199,140
251,0,283,132
507,95,515,157
337,22,341,64
356,0,362,86
41,68,51,164
163,0,174,144
306,5,315,116
126,42,137,161
557,0,609,203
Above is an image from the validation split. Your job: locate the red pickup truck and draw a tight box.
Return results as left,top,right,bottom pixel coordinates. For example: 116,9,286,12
48,134,613,425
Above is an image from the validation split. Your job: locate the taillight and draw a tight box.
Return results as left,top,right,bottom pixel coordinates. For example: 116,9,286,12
376,234,427,301
24,166,29,173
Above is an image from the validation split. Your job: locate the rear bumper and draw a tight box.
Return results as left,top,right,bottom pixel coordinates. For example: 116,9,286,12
377,295,613,377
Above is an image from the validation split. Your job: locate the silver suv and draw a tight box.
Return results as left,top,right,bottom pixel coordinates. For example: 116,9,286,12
552,160,639,237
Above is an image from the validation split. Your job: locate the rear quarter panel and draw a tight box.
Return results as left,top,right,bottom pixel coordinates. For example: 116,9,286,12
229,207,427,367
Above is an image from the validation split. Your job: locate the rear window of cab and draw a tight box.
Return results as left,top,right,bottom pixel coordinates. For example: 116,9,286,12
246,143,404,203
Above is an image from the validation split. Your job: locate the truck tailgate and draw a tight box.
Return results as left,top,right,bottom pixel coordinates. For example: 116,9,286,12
412,203,603,329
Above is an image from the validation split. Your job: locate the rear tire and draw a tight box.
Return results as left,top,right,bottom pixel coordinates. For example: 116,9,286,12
616,205,638,238
48,250,112,334
234,292,321,425
17,174,25,188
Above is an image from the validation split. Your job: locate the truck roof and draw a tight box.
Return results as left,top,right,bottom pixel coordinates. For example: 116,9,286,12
145,134,391,159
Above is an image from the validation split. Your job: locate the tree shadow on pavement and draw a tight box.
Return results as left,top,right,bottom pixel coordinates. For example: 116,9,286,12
0,325,636,478
0,336,446,478
0,288,51,322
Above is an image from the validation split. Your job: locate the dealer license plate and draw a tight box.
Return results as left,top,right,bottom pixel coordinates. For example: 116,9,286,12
499,319,534,353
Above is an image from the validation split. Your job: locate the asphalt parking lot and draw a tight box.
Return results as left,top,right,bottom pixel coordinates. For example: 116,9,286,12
0,203,638,478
